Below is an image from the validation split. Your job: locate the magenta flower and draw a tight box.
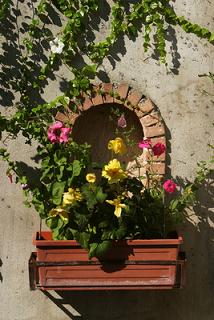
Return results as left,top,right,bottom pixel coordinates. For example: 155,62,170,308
47,121,72,144
138,138,151,149
152,143,166,156
163,180,177,193
59,127,72,143
117,114,127,128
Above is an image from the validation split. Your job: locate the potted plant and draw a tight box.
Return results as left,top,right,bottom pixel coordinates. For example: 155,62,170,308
0,100,212,290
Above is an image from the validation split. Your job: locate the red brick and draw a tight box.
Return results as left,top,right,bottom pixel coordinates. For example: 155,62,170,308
134,108,145,119
140,112,161,127
91,93,103,106
150,162,165,175
148,174,164,185
150,136,166,146
55,112,69,123
127,165,147,179
67,113,80,125
91,84,103,106
138,98,154,113
117,84,129,100
126,160,138,173
143,122,165,137
124,101,134,111
102,83,114,103
142,177,149,187
139,167,147,177
55,111,80,125
82,96,93,111
127,90,142,106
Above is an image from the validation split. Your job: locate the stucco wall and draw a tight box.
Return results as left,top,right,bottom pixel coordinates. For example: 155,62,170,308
0,1,214,319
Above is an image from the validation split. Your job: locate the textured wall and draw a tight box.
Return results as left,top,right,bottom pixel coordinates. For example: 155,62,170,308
0,1,214,319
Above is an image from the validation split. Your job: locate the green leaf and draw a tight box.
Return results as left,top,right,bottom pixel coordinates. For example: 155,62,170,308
41,166,53,181
170,199,179,211
72,160,81,179
96,188,107,203
32,196,45,217
75,212,90,229
56,165,65,181
75,232,90,250
115,225,127,239
82,184,97,209
52,181,66,205
46,216,59,230
82,64,97,77
209,33,214,42
88,242,98,259
52,228,59,239
94,240,112,258
23,200,31,208
98,221,109,228
54,151,67,166
80,78,90,89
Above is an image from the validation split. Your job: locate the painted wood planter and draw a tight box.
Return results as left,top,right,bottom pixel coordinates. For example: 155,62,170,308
29,231,186,291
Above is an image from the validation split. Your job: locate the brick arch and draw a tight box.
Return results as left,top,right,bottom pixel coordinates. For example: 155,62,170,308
55,83,166,181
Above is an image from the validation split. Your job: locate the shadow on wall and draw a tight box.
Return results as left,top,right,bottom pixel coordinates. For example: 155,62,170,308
0,0,183,111
39,174,214,320
0,258,3,282
0,0,49,108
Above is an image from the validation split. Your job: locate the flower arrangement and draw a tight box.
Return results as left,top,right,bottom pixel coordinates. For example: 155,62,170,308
0,108,212,259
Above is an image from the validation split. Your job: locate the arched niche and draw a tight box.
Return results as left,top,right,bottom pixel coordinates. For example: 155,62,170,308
55,83,166,182
72,103,143,166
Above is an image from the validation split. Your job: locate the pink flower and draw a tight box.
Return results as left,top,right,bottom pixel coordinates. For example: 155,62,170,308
59,127,72,143
47,121,72,144
117,114,127,128
152,143,166,156
138,138,151,149
49,121,63,130
163,180,177,193
47,131,58,143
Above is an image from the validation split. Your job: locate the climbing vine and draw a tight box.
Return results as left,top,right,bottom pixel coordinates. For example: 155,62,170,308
0,0,213,160
0,0,213,135
0,0,213,247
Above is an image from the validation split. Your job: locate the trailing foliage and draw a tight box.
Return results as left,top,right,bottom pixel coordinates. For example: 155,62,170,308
0,0,213,257
0,0,11,22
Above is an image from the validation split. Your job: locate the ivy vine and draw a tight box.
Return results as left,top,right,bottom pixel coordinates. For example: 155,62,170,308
0,0,213,239
0,0,213,159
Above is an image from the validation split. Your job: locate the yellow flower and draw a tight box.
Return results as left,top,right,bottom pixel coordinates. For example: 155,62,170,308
102,159,127,184
106,198,126,218
63,187,82,205
49,207,69,222
86,173,96,183
108,137,127,155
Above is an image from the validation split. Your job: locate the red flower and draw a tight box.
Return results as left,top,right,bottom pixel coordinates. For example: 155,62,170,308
152,143,166,156
163,180,177,193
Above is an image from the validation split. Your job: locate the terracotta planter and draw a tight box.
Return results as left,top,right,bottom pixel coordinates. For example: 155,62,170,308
29,231,185,290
